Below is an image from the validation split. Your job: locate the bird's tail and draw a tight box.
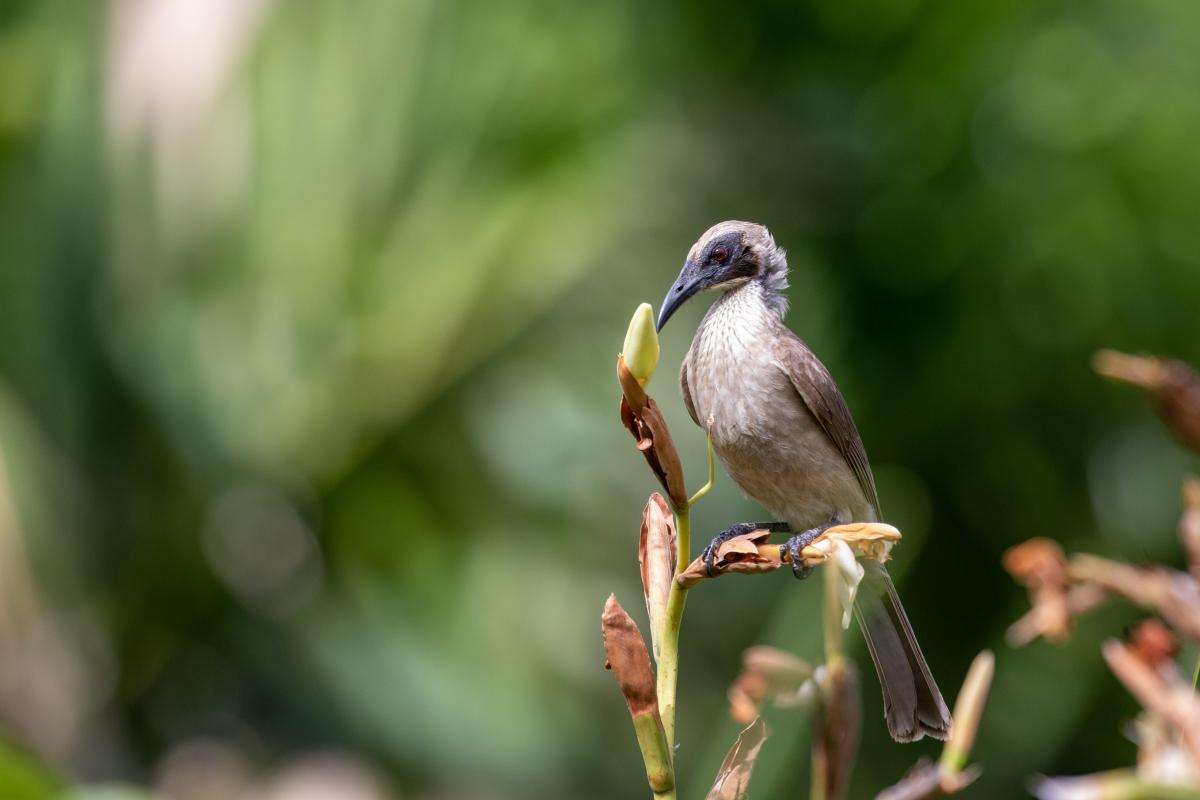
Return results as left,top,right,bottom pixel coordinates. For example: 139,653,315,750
853,560,952,742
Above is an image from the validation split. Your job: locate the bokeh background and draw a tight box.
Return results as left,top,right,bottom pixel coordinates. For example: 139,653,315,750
2,0,1200,798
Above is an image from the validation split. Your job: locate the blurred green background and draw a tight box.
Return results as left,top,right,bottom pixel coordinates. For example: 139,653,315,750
2,0,1200,798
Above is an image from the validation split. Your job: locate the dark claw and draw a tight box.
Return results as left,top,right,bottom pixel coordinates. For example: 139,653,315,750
703,521,790,576
782,522,835,580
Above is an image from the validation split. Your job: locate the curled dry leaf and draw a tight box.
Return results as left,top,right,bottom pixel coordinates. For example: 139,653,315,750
1069,555,1200,643
639,493,677,663
727,646,814,725
618,355,688,511
676,522,901,589
601,594,658,717
876,758,981,800
799,522,900,568
705,717,768,800
600,594,673,793
1003,538,1100,646
1094,349,1200,452
1102,638,1200,765
676,528,781,588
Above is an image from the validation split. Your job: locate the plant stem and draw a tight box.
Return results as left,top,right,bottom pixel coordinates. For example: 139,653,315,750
811,554,847,800
657,504,690,753
822,555,845,668
655,429,709,779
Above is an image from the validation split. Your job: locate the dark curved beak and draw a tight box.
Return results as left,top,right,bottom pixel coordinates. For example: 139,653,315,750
656,262,704,332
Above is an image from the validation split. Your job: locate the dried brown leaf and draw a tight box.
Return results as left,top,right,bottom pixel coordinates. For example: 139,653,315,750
639,493,677,663
1094,349,1200,452
1004,539,1077,645
676,522,902,589
727,646,814,724
618,356,688,510
601,594,658,717
876,759,981,800
1103,638,1200,764
676,529,782,588
705,717,769,800
1069,555,1200,642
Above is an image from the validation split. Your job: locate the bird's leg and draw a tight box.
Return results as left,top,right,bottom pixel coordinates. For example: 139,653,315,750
703,521,791,576
782,521,837,580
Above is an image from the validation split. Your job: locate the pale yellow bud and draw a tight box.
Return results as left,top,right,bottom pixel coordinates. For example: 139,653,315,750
622,303,660,387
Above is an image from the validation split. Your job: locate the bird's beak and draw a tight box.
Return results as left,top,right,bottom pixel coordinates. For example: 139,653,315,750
656,262,704,332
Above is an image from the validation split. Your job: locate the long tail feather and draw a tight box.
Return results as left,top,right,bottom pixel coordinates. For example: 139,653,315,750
853,560,951,742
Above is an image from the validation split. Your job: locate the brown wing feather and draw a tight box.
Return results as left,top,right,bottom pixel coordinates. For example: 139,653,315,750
679,352,701,427
772,329,881,515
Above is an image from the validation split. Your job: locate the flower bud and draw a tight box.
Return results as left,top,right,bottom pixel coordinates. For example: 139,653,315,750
622,303,660,387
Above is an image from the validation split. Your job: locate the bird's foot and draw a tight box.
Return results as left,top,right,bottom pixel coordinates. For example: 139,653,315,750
703,521,791,576
781,522,836,580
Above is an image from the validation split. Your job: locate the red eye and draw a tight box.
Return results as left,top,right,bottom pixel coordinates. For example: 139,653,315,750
712,246,729,264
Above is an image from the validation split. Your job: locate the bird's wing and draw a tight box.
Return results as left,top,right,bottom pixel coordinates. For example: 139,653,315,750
679,351,701,427
772,328,881,514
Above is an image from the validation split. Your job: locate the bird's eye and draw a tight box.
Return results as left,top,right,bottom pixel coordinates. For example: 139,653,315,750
712,246,729,264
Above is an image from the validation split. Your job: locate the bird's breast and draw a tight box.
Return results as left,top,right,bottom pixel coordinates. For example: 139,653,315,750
684,292,870,528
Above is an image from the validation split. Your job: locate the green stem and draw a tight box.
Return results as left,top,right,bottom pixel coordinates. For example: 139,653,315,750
811,553,846,800
657,505,691,753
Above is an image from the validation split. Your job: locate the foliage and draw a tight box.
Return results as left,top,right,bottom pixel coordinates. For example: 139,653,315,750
1,0,1199,797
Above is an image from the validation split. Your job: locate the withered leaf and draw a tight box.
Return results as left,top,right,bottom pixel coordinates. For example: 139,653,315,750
876,758,980,800
676,522,902,589
705,717,768,800
618,356,688,511
1004,538,1075,646
601,594,658,717
1069,555,1200,642
727,646,814,724
676,529,783,588
1102,638,1200,764
639,493,677,663
1094,349,1200,452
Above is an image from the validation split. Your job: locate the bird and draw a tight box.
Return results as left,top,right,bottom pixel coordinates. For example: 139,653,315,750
655,220,951,742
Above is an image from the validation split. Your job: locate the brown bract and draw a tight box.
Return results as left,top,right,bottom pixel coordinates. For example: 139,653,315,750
1069,555,1200,643
1094,349,1200,452
1003,538,1107,646
705,717,768,800
618,355,688,511
1103,638,1200,764
639,493,677,663
601,594,659,718
727,646,814,725
876,759,980,800
675,522,901,589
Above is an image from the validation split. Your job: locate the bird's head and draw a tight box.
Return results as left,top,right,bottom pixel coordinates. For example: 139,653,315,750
655,220,788,332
